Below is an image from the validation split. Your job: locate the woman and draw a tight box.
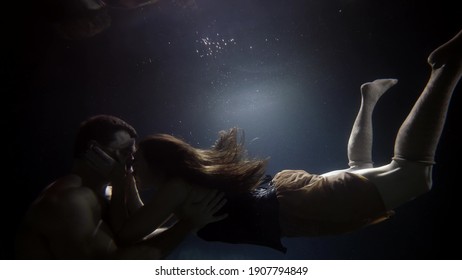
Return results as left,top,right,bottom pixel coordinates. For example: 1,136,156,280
119,29,462,252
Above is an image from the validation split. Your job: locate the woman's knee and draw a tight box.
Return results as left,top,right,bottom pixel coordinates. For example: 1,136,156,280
353,160,433,210
393,159,433,193
348,161,374,169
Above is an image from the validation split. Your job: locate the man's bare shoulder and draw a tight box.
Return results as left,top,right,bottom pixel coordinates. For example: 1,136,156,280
36,175,94,203
18,175,117,259
27,175,100,228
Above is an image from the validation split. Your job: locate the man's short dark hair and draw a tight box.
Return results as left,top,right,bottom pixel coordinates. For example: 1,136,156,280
74,115,137,158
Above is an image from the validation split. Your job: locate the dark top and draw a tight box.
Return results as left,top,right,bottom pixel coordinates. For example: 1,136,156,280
197,175,287,253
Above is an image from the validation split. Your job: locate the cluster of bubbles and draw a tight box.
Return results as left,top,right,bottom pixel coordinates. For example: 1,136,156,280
195,33,237,58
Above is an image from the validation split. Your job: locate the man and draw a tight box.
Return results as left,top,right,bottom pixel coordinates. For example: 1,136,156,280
15,114,226,259
41,0,190,40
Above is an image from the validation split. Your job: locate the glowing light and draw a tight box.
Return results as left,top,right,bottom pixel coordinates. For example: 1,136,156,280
210,84,279,123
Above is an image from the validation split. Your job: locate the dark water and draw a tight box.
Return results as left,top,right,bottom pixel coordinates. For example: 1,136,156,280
7,0,462,259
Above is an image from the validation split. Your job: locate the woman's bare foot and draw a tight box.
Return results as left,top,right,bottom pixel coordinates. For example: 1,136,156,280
360,78,398,106
427,29,462,71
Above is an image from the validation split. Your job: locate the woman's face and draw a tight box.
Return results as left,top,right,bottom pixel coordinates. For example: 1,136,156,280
133,149,163,190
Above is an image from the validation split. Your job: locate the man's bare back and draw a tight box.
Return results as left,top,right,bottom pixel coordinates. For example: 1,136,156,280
16,174,118,259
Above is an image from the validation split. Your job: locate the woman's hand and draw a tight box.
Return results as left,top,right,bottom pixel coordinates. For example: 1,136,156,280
177,189,228,232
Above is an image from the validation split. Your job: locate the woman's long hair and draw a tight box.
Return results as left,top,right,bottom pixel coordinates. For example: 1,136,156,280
138,128,267,193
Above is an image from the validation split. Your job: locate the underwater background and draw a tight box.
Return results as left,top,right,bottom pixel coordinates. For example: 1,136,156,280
6,0,462,259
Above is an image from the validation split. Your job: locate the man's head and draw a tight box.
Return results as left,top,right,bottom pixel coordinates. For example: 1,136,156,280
43,0,111,40
74,115,137,167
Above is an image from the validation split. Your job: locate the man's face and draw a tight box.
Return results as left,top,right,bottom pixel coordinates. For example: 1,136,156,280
103,130,136,170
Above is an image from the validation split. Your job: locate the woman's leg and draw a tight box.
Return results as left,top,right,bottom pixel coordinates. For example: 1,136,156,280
347,79,398,169
321,79,397,176
353,29,462,210
394,30,462,163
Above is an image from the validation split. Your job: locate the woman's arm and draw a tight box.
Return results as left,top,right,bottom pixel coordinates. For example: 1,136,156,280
123,174,144,214
116,180,190,245
108,173,133,233
132,189,228,259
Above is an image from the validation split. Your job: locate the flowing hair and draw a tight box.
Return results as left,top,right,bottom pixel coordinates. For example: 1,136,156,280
138,128,268,193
